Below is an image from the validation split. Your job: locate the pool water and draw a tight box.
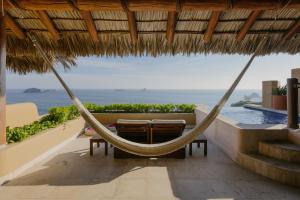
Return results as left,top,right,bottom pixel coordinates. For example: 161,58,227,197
221,107,289,124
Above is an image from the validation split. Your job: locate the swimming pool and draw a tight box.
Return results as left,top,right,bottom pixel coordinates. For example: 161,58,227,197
221,107,289,125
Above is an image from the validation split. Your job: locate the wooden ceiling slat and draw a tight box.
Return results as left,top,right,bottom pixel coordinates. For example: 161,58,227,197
204,11,221,42
283,18,300,40
4,0,300,11
80,11,99,43
236,10,262,42
4,12,26,39
166,11,177,44
37,11,60,41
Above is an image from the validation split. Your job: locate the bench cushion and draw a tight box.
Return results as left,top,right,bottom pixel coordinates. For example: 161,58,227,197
117,119,151,125
151,119,186,124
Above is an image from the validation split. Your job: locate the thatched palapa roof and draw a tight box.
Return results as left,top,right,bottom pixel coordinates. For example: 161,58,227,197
3,0,300,73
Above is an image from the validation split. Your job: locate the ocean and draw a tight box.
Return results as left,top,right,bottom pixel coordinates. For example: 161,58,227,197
7,89,263,124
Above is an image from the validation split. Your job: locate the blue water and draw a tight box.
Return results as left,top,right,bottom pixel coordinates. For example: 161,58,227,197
6,89,287,125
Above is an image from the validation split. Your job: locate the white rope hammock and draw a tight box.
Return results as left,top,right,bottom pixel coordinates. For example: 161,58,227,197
24,28,269,156
26,31,265,156
51,51,259,156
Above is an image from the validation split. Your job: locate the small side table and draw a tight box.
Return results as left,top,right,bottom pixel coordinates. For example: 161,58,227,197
90,136,108,156
189,135,207,156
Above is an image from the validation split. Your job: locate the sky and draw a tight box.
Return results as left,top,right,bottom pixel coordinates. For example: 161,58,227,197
6,53,300,90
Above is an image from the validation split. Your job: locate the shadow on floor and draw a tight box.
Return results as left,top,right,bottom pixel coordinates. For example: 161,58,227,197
4,138,300,200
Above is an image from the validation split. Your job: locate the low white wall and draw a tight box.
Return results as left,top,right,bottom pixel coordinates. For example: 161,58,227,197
6,103,40,128
0,118,85,184
195,105,288,161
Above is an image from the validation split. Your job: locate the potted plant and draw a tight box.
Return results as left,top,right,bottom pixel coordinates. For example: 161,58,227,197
272,85,287,110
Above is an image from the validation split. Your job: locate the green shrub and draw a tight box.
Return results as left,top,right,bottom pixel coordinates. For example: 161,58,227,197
272,85,287,96
6,105,80,144
83,103,196,113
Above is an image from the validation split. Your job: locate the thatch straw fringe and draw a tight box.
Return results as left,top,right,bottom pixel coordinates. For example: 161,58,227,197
92,11,127,20
7,8,38,18
215,21,244,32
54,19,86,30
7,55,76,74
136,11,168,21
176,21,207,31
260,9,300,19
47,10,82,19
16,19,47,30
220,9,251,20
137,22,166,31
251,21,295,31
178,11,211,20
5,8,300,74
95,21,128,31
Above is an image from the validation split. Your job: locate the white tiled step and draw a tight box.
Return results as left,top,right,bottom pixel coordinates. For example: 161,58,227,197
237,153,300,187
259,141,300,163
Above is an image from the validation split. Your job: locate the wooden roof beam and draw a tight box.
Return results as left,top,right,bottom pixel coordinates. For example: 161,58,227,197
127,11,138,43
204,11,221,43
4,12,26,39
37,11,60,41
236,10,262,42
4,0,300,11
80,11,99,43
166,11,178,44
282,18,300,40
121,0,138,43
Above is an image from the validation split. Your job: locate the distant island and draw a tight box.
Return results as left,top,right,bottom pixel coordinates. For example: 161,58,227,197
231,92,261,107
23,88,55,93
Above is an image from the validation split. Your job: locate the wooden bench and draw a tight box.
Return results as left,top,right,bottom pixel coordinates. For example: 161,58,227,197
90,135,108,156
189,134,207,156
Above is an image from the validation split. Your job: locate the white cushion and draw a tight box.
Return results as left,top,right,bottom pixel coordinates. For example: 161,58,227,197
151,119,186,124
117,119,151,125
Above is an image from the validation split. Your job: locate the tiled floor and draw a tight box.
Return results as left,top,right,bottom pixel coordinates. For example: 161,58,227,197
1,135,300,200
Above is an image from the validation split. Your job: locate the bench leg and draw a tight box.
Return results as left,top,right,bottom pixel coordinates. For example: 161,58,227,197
197,142,200,148
97,142,100,148
105,142,108,156
90,141,93,156
189,143,192,156
204,141,207,156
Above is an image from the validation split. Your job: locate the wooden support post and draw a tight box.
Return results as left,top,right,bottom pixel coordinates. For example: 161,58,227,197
0,13,6,145
287,78,299,129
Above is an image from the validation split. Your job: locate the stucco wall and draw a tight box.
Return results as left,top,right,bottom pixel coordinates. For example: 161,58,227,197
262,81,279,108
195,105,288,161
288,129,300,145
6,103,40,128
0,118,84,179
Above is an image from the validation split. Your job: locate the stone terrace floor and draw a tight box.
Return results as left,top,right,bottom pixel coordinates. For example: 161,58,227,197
1,135,300,200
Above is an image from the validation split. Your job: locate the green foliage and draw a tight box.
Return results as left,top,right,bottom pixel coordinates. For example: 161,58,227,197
83,103,196,113
272,85,287,96
6,103,195,144
6,105,80,144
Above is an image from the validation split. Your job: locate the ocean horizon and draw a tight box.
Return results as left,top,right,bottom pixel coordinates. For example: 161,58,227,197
7,89,262,124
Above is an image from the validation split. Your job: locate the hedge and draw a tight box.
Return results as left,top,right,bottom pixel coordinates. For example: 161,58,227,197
6,103,196,144
84,103,196,113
